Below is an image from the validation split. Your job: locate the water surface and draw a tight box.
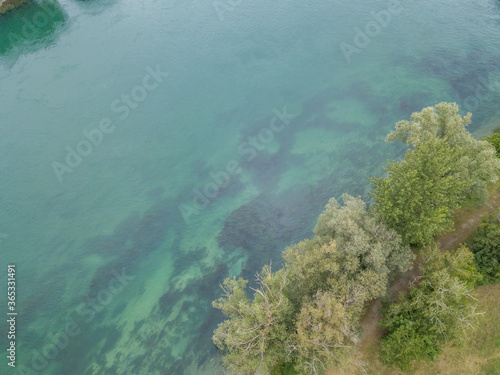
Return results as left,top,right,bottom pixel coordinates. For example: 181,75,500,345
1,0,500,374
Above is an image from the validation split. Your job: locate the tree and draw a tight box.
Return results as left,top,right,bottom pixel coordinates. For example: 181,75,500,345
314,194,414,276
213,265,293,374
290,290,357,375
371,137,473,246
385,102,499,205
484,132,500,158
284,240,386,374
379,245,481,371
470,209,500,284
214,232,404,374
379,319,441,372
282,239,339,308
282,238,389,322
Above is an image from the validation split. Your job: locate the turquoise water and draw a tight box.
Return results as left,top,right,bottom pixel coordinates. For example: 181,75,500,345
0,0,499,374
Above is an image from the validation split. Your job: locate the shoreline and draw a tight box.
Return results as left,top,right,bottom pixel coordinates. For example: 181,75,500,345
0,0,31,15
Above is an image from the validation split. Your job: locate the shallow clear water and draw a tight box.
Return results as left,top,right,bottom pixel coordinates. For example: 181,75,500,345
0,0,499,374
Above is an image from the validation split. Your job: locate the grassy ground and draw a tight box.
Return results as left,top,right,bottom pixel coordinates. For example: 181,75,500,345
343,284,500,375
328,177,500,375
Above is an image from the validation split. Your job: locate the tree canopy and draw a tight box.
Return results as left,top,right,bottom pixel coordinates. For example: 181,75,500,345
212,266,293,374
371,102,500,246
213,195,413,374
470,209,500,284
314,194,415,275
386,102,499,204
484,132,500,158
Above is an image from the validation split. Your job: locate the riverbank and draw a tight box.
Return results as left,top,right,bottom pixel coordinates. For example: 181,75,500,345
335,175,500,375
0,0,31,15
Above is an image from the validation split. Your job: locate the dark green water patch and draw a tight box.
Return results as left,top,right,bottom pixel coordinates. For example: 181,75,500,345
217,195,292,256
416,46,500,129
0,0,67,57
85,200,180,300
397,92,433,118
242,152,305,192
84,214,141,256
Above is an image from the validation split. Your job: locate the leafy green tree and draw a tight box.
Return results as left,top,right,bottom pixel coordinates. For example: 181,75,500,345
484,132,500,158
282,239,339,308
214,236,403,374
470,209,500,284
314,194,414,276
213,266,293,374
284,240,386,374
379,319,441,372
385,102,499,205
284,239,390,317
371,137,473,246
379,245,481,371
290,290,356,375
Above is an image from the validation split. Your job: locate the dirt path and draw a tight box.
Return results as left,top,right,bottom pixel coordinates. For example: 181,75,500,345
353,180,500,370
438,190,500,251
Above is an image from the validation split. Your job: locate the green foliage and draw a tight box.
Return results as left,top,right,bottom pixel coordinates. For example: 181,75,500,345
484,133,500,158
291,290,356,374
282,239,337,307
284,239,386,373
470,209,500,284
379,245,480,371
214,195,414,374
379,319,441,372
371,103,500,246
212,266,294,374
314,194,415,276
371,137,472,246
385,102,499,205
271,361,300,375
